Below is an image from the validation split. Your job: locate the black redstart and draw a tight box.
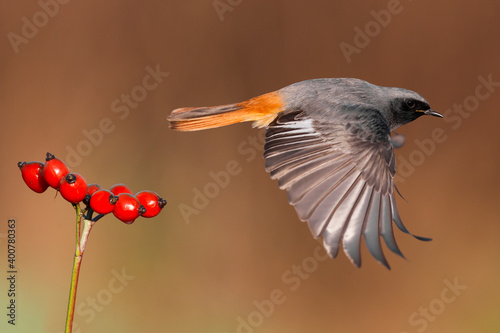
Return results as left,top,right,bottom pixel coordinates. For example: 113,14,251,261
168,78,443,268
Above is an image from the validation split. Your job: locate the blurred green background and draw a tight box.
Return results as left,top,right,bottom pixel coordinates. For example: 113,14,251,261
1,1,499,332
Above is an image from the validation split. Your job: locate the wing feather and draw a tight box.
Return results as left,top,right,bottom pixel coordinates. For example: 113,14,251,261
363,191,390,268
264,110,428,268
321,173,366,258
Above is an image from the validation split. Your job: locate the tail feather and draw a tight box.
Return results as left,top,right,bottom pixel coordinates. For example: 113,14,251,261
168,92,285,131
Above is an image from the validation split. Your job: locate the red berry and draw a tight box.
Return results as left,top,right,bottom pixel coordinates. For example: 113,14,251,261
83,184,102,205
59,173,88,204
109,183,133,196
18,161,49,193
90,190,118,214
136,191,167,218
42,153,70,189
113,193,145,224
86,184,102,196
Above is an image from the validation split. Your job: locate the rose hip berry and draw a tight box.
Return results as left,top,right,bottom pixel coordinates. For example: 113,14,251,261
18,153,167,225
59,173,88,204
42,153,70,189
86,184,102,196
109,183,133,196
18,161,49,193
83,184,102,205
113,193,146,224
136,191,167,218
90,189,119,214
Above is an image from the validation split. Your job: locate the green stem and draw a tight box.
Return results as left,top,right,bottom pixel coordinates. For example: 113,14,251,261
65,205,95,333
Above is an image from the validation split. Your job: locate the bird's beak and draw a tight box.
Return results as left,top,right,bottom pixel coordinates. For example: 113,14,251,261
423,109,444,118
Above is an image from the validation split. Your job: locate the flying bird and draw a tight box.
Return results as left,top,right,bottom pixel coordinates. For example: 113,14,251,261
167,78,443,268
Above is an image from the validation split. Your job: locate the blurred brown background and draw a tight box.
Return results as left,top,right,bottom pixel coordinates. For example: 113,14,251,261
1,1,499,332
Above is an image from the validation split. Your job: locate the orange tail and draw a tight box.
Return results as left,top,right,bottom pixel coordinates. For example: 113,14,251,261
168,91,285,131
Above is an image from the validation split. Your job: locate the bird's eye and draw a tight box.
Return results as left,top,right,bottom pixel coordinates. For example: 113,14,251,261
405,99,416,109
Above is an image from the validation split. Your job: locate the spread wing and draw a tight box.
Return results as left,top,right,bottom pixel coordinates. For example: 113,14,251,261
264,109,430,269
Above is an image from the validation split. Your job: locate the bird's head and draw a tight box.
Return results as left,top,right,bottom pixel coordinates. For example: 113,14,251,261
382,88,443,130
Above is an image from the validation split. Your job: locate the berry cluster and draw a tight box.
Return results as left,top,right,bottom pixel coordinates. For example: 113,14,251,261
18,153,166,223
